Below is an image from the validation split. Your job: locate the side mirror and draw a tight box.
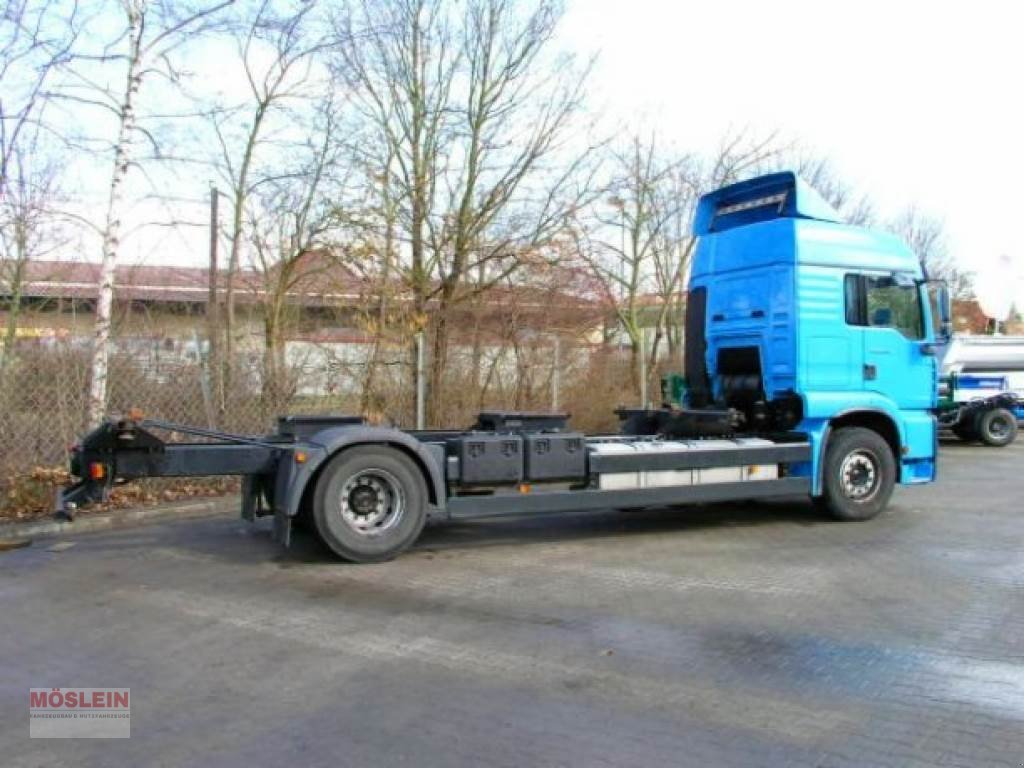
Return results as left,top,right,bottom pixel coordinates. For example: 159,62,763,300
937,283,952,340
926,280,952,341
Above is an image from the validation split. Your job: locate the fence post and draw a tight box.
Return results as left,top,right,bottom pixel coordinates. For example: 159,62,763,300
639,327,648,409
207,184,221,423
415,331,425,429
551,335,560,412
195,329,216,429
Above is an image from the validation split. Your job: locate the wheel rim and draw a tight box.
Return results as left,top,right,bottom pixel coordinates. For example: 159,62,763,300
989,416,1010,439
338,469,405,536
839,449,880,502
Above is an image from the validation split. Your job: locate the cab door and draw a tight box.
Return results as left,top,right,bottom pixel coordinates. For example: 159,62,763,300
853,274,936,410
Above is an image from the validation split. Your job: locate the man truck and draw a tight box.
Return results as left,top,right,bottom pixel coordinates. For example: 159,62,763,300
58,171,950,563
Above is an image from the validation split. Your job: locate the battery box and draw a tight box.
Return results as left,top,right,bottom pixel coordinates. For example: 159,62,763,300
523,432,585,482
451,434,523,485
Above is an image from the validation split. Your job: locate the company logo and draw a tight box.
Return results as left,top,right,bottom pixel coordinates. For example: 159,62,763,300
29,688,130,739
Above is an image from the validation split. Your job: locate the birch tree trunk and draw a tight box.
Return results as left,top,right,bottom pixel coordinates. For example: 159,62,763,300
86,1,144,428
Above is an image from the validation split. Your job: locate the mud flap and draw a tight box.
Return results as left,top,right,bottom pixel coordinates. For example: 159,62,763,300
240,476,258,522
241,474,276,522
273,509,291,547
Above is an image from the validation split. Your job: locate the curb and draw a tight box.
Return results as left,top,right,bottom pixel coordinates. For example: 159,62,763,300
0,495,239,542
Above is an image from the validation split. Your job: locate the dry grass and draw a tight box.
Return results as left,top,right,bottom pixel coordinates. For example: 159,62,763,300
0,466,240,522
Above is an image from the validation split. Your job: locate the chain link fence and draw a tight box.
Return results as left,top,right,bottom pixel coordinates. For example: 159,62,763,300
0,313,670,518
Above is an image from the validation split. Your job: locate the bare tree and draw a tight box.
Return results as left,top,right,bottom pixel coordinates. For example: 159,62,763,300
1,0,82,415
343,146,404,415
647,165,699,367
1,0,84,194
246,98,342,413
207,0,328,419
335,0,597,424
332,0,455,421
575,131,781,398
0,146,63,375
574,136,689,393
59,0,233,428
707,129,780,188
334,0,453,322
789,152,876,226
888,207,974,298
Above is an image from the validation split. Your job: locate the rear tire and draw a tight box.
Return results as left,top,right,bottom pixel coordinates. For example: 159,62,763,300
977,408,1017,447
312,446,428,563
817,427,896,522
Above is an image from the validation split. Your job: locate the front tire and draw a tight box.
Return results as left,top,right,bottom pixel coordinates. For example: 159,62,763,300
818,427,896,522
312,446,428,563
977,408,1017,447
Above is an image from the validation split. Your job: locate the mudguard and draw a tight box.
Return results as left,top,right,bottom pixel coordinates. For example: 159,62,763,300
278,425,447,519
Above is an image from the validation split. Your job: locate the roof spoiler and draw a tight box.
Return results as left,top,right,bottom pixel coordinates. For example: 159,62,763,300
693,171,842,236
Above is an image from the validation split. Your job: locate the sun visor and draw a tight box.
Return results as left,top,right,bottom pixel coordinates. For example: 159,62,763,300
693,171,842,236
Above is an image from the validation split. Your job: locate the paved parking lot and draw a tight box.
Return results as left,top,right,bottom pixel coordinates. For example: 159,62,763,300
3,439,1024,767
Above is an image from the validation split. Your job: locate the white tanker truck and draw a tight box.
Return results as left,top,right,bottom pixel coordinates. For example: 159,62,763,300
937,336,1024,446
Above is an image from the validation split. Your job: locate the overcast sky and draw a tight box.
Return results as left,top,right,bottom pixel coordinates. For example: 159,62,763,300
93,0,1024,317
560,0,1024,316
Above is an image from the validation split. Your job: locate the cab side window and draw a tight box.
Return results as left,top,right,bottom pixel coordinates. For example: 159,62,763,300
866,277,923,339
844,274,924,340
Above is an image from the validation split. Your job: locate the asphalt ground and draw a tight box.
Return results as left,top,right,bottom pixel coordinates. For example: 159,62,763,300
2,438,1023,767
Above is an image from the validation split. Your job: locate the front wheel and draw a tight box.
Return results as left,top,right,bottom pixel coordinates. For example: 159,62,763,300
312,446,428,563
817,427,897,522
977,408,1017,447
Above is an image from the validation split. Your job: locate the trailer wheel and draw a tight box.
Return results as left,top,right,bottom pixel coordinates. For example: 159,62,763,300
312,446,428,563
817,427,896,522
977,408,1017,447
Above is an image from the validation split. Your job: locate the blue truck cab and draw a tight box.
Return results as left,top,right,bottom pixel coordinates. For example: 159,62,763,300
686,171,945,517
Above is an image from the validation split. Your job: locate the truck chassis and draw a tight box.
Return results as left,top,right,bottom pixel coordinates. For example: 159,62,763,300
59,411,819,562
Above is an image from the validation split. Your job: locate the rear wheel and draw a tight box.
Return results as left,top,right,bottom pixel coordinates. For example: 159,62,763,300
312,446,428,563
818,427,896,522
977,408,1017,447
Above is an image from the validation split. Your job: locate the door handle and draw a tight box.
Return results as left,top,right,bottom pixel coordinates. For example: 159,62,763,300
863,363,877,381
